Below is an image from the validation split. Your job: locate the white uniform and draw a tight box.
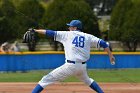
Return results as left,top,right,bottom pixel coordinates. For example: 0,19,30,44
39,31,100,88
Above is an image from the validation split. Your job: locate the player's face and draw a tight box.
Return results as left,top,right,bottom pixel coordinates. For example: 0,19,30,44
68,26,77,31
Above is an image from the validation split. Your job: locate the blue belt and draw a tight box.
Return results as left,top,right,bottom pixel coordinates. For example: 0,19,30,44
67,60,86,64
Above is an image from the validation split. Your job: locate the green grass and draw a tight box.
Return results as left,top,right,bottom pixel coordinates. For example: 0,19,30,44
88,69,140,83
0,70,50,82
0,69,140,83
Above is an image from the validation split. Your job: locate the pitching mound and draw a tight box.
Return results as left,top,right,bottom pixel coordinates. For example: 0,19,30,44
0,82,140,93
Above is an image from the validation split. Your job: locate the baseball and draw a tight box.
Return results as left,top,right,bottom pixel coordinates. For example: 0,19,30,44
111,61,115,65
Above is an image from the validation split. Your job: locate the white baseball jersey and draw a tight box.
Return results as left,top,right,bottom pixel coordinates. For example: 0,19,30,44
39,30,100,88
55,31,100,62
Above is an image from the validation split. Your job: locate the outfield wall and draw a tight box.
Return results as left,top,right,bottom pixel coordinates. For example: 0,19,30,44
0,52,140,71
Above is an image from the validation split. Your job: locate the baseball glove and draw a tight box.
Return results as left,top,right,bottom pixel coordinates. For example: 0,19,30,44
23,28,38,43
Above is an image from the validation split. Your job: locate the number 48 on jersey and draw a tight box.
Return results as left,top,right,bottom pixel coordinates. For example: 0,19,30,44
72,36,85,48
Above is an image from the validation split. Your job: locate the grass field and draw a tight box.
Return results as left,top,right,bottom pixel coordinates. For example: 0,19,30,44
0,69,140,83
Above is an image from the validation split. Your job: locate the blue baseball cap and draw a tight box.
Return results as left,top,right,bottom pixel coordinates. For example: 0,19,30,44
66,20,82,29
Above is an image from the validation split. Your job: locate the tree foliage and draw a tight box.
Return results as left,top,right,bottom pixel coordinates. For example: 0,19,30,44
0,0,17,44
16,0,44,37
0,0,101,51
110,0,140,51
42,0,100,37
0,0,44,44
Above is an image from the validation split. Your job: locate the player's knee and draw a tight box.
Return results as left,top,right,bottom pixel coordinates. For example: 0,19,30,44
38,74,54,88
40,74,52,82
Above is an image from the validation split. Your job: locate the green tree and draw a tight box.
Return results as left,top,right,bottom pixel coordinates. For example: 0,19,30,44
15,0,44,51
42,0,100,36
16,0,44,37
110,0,140,51
0,0,45,48
0,0,17,44
41,0,100,50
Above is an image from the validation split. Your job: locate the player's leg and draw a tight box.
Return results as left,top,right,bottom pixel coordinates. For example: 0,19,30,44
32,84,43,93
32,73,54,93
32,63,75,93
89,81,104,93
77,74,104,93
76,64,104,93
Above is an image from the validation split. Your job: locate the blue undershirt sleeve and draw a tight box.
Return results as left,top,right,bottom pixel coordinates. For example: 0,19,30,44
99,39,109,48
45,30,56,37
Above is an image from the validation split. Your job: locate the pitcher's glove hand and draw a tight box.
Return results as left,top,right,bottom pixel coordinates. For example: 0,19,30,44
23,28,38,43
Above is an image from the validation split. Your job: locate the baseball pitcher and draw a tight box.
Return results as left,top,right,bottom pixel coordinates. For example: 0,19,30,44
23,20,115,93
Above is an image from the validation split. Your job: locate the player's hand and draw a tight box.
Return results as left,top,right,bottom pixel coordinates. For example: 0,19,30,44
110,56,115,65
23,28,38,43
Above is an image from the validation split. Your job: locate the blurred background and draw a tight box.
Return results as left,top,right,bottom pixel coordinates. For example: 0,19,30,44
0,0,139,52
